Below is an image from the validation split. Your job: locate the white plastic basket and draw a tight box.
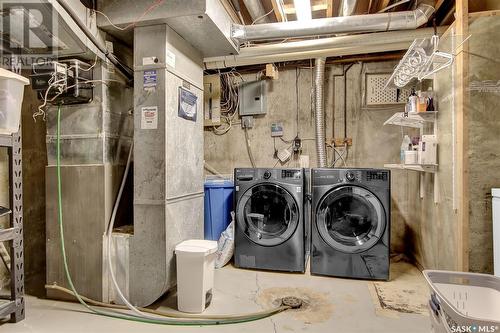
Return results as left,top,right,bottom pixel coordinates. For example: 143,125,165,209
0,68,30,135
423,270,500,333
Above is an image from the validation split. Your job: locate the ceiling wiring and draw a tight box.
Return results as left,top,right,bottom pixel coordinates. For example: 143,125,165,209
212,70,244,135
93,0,165,31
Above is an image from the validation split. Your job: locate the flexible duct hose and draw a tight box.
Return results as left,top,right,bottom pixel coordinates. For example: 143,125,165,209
314,58,327,167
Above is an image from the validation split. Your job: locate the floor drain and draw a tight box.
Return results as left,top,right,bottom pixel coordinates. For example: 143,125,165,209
281,296,303,309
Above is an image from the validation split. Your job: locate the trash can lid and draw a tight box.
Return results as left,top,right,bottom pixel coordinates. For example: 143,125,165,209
493,188,500,198
204,180,234,188
175,240,218,256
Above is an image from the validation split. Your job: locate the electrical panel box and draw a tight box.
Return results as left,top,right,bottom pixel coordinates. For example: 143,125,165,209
30,59,93,105
239,80,267,116
203,74,221,127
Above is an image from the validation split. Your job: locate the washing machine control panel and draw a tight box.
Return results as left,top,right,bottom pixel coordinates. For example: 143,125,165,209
312,169,390,188
235,168,303,183
281,169,301,179
345,172,356,182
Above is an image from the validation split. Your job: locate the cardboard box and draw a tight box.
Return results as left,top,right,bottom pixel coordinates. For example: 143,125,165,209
418,135,437,165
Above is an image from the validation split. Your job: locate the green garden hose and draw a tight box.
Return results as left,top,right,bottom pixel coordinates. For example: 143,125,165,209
55,104,290,325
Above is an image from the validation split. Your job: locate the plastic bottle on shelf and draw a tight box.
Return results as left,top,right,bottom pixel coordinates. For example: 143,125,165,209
426,87,435,111
409,88,418,113
400,135,411,164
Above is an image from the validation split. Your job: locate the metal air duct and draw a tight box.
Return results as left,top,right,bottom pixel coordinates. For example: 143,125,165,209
242,0,271,24
231,2,434,43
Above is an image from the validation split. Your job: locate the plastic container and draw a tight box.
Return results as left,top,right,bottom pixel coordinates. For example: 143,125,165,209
400,135,412,163
175,240,218,313
204,179,234,240
404,150,418,164
0,69,30,134
423,270,500,333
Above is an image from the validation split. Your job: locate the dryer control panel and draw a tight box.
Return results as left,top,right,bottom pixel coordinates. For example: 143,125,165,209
312,168,390,188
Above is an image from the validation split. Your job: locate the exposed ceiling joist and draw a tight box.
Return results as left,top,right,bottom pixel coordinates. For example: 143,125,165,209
270,0,286,21
284,3,328,14
326,0,334,17
435,0,446,13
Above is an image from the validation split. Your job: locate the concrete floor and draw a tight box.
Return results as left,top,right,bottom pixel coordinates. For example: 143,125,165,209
1,262,431,333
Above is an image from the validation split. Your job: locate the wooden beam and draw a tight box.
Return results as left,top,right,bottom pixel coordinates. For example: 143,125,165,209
220,0,243,23
435,0,446,13
326,0,334,17
270,0,286,22
377,0,391,12
284,3,327,14
469,9,500,19
454,0,469,272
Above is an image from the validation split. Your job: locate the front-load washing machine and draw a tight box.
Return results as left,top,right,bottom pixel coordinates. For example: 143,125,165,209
311,168,390,280
234,168,306,273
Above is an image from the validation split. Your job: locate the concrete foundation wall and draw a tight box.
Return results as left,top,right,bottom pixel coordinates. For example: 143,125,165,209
467,15,500,273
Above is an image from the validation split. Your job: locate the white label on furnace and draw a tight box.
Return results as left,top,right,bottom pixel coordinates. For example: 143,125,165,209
166,50,176,68
141,106,158,129
142,57,156,66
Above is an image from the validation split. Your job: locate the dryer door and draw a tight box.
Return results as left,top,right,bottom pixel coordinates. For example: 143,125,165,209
237,184,299,246
316,186,386,254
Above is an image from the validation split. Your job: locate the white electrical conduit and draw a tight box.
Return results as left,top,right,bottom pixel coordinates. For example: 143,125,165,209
204,27,446,69
231,2,435,42
244,127,257,167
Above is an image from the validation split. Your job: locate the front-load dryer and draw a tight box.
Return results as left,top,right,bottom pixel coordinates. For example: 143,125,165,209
234,168,305,273
311,168,390,280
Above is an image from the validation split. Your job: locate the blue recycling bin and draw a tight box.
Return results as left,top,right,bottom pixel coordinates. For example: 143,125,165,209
204,180,234,240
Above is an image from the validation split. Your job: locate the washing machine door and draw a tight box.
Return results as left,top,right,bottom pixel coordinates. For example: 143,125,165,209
316,186,386,254
237,184,299,246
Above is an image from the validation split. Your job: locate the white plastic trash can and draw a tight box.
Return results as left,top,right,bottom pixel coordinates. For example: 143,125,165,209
0,68,30,135
175,239,218,313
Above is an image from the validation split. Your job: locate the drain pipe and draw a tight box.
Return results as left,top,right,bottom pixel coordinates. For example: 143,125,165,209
314,58,327,168
232,1,434,43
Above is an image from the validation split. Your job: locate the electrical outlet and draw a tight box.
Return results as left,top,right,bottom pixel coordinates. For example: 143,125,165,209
241,116,254,129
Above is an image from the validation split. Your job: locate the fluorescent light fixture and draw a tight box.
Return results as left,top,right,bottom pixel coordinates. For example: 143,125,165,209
293,0,312,21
